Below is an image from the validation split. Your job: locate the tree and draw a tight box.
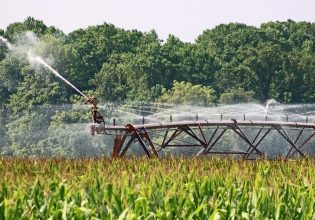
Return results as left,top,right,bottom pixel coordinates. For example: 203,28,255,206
5,17,50,41
270,51,302,103
67,23,145,90
300,53,315,102
219,88,255,104
92,53,151,102
0,55,28,106
243,42,284,101
159,35,186,86
196,23,264,63
214,63,253,95
157,81,216,105
263,22,315,103
180,44,218,86
8,65,68,113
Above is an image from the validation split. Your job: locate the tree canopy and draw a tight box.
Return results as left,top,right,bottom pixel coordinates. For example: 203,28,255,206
2,18,315,105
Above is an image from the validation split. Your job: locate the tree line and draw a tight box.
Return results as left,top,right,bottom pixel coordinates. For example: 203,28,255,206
2,17,315,107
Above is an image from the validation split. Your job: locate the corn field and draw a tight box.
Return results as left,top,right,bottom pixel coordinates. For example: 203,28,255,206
0,157,315,219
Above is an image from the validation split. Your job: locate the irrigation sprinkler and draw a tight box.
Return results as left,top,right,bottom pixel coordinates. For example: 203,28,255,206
85,97,104,123
85,96,108,136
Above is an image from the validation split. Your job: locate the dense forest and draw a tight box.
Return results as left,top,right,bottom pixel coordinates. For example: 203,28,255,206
1,17,315,156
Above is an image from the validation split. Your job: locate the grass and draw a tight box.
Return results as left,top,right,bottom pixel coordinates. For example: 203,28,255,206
0,157,315,219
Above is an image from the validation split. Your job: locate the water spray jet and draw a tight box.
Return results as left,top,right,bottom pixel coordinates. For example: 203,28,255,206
30,56,107,136
0,36,13,49
34,57,88,99
264,99,278,117
31,56,107,135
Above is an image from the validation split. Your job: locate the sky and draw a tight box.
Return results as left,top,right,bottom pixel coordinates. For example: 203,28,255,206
1,0,315,42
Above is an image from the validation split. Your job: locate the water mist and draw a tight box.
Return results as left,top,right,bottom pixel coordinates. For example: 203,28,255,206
0,36,14,50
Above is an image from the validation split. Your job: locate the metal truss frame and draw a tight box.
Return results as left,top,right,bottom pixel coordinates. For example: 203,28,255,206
104,120,315,159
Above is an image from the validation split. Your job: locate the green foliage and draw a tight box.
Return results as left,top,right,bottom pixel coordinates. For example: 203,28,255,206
7,67,68,114
67,24,146,90
243,42,284,101
92,53,151,102
3,18,315,106
5,17,62,41
219,88,255,104
269,49,315,103
158,81,215,105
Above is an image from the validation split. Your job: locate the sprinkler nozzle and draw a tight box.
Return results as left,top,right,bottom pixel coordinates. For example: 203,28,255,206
85,96,105,126
85,96,98,107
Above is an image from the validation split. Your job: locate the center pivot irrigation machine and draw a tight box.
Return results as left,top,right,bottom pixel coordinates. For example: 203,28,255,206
85,96,315,159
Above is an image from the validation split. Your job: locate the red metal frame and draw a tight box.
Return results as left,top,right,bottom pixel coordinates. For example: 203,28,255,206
90,119,315,159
